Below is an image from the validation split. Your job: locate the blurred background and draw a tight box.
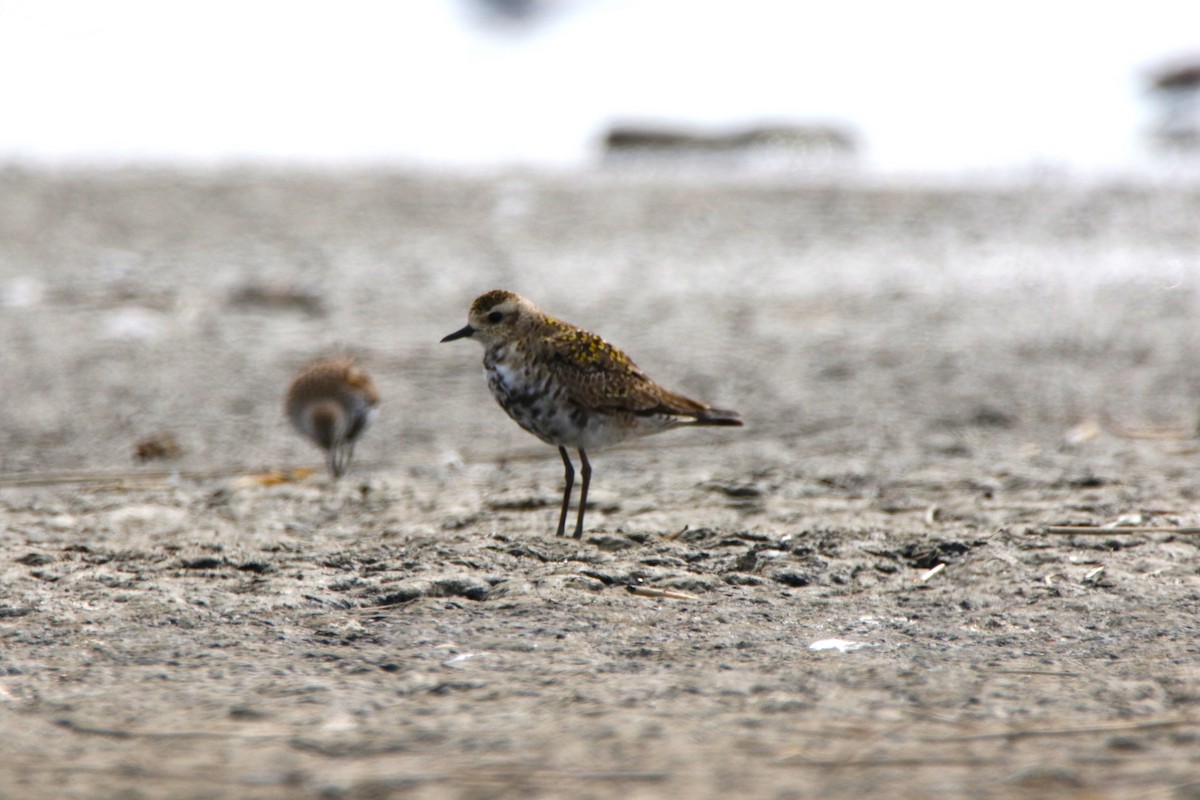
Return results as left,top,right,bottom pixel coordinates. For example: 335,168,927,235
0,0,1197,178
1,0,1199,479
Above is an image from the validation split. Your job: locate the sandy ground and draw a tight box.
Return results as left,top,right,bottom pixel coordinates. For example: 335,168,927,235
3,166,1200,799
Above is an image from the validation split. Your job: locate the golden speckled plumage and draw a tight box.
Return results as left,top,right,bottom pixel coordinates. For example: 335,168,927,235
285,356,379,479
441,290,741,538
471,289,517,316
542,326,711,418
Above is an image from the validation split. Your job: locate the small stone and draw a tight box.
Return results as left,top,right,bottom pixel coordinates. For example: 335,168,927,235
769,570,813,587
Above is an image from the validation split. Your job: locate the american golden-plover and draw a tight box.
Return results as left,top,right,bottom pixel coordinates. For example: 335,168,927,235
441,290,742,538
285,356,380,479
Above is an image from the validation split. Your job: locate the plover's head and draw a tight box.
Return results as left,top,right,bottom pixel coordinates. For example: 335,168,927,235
441,290,542,346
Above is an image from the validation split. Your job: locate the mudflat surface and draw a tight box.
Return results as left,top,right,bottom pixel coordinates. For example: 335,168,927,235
2,167,1200,798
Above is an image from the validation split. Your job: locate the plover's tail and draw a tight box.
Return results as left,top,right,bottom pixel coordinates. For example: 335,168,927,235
693,407,743,427
645,387,744,427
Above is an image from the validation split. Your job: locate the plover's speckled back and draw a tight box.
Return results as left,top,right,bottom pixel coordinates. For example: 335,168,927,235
442,290,742,538
285,356,380,479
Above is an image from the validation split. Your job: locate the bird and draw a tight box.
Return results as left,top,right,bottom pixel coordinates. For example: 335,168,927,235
285,356,380,479
441,290,742,539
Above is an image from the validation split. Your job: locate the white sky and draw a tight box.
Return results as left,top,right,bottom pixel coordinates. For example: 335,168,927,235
0,0,1195,174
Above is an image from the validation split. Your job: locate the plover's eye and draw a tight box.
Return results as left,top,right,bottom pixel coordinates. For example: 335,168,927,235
487,311,504,324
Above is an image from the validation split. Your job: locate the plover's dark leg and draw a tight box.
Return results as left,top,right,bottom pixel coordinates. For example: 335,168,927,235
556,446,574,537
573,449,591,539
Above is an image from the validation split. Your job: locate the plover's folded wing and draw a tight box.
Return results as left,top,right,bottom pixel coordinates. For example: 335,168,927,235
543,329,735,422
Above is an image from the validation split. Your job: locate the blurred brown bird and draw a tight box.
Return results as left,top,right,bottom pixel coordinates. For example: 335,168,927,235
285,356,379,479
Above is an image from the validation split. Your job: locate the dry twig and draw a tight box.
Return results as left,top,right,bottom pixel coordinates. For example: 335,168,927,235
626,585,701,601
918,716,1195,743
1103,419,1195,441
774,754,999,768
1037,526,1200,536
